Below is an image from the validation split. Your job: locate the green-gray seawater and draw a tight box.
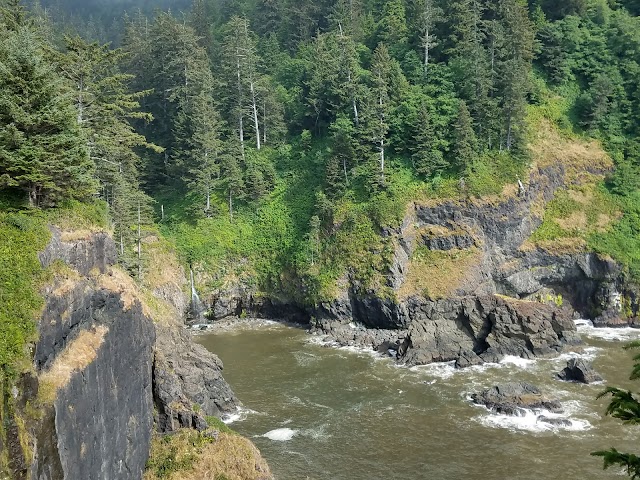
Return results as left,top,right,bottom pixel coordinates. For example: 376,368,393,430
196,321,640,480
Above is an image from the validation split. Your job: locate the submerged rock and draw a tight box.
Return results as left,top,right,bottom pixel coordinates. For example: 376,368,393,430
557,358,603,384
537,416,572,427
471,382,563,416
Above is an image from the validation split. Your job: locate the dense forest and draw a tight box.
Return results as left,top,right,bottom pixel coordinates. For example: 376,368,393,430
1,0,640,302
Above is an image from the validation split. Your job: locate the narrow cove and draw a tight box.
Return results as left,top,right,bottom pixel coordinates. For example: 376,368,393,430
196,321,640,480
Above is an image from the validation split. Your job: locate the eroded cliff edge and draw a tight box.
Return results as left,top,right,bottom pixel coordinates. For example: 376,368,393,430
7,227,247,480
195,136,639,367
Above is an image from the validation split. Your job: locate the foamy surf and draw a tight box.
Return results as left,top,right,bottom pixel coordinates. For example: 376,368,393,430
574,319,640,341
263,428,298,441
476,407,592,433
222,406,257,424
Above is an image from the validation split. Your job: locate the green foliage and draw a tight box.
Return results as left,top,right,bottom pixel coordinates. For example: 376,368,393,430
145,431,214,479
592,342,640,478
205,416,234,434
0,26,95,207
0,212,48,378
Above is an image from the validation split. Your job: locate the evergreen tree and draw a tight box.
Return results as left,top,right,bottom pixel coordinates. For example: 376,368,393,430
371,43,392,182
416,0,442,79
410,101,447,177
452,100,477,171
0,27,94,206
592,341,640,478
493,0,535,151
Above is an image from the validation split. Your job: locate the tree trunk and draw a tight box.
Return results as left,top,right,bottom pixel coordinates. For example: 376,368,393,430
250,80,261,150
137,201,142,281
236,46,245,160
228,191,233,222
343,156,349,185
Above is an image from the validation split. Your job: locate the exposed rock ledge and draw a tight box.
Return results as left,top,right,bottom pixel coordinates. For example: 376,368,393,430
310,295,579,367
8,227,240,480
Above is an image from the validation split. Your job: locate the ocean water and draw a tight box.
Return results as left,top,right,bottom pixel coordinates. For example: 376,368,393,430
196,321,640,480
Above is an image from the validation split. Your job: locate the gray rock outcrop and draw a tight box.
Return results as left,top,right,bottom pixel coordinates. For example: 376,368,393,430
557,358,603,384
12,227,239,480
471,382,563,416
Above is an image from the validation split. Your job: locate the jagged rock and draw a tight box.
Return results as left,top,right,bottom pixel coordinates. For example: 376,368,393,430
38,226,116,276
557,358,603,384
537,416,572,427
421,232,476,251
471,382,563,416
153,321,239,433
30,231,155,480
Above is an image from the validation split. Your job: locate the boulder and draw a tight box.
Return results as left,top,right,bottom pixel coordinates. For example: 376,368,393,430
471,382,563,416
557,358,603,384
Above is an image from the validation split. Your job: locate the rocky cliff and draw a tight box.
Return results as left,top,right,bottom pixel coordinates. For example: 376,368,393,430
198,153,638,367
7,227,240,480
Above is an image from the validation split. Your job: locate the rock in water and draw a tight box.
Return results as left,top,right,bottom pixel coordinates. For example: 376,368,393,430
471,382,563,416
557,358,603,384
537,416,572,427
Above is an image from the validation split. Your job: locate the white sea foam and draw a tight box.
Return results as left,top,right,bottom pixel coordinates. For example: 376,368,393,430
302,424,331,440
476,407,591,433
221,406,257,424
263,428,298,441
409,361,457,379
554,347,600,363
293,350,319,367
575,319,640,341
500,355,536,368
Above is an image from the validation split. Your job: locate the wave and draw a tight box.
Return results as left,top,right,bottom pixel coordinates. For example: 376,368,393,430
221,406,258,424
575,319,640,342
262,428,298,441
475,406,592,433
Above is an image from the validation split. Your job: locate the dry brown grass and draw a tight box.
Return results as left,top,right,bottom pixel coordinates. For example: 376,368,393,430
142,236,185,295
528,118,613,183
398,247,482,300
60,229,98,243
51,268,81,297
555,211,587,231
39,326,109,398
98,267,152,318
536,237,588,255
144,431,272,480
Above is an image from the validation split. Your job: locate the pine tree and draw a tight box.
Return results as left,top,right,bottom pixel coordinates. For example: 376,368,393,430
417,0,442,79
493,0,535,151
0,27,94,206
452,100,477,171
371,43,392,182
220,140,245,221
58,35,158,187
592,341,640,478
410,101,447,177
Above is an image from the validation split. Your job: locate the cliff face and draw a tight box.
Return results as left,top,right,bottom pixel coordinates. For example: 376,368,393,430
9,227,239,480
200,159,637,367
310,163,633,364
